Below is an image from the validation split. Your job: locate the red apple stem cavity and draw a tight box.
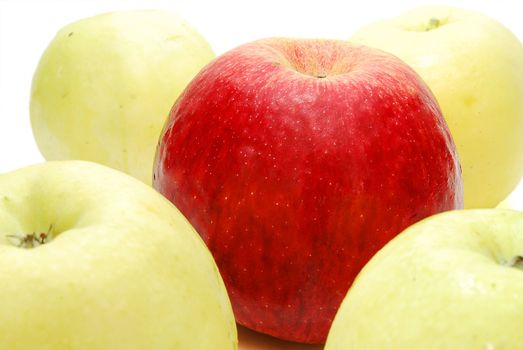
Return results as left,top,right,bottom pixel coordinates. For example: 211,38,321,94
6,224,54,248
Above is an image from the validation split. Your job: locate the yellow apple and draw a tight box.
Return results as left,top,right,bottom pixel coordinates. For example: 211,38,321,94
0,161,237,349
30,10,215,185
350,6,523,208
326,209,523,349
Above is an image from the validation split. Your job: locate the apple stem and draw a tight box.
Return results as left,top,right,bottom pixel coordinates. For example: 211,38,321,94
508,255,523,270
426,18,441,31
6,224,54,249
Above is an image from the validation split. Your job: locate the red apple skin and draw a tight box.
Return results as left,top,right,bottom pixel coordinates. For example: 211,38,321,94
153,38,463,344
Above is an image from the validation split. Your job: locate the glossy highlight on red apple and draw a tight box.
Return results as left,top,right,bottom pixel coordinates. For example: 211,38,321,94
153,38,464,344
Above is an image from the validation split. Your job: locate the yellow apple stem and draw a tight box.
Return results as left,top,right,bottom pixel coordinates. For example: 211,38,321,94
6,224,54,248
426,18,441,31
508,255,523,269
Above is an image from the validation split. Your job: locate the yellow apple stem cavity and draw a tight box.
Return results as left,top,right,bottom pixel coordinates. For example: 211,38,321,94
403,17,449,32
507,255,523,270
6,224,54,249
426,18,442,31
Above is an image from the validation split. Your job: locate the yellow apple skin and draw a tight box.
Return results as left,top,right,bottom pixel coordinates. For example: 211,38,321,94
30,10,215,185
325,209,523,350
0,161,237,350
350,6,523,208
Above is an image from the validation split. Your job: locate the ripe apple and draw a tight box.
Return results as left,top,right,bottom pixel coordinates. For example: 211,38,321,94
325,209,523,350
0,161,237,349
30,10,215,185
350,6,523,208
153,38,464,343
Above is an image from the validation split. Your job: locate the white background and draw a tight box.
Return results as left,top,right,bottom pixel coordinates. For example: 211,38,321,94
0,0,522,207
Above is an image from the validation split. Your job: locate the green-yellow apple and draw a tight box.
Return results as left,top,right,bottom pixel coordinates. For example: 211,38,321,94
350,6,523,208
30,10,214,184
0,161,237,349
325,209,523,350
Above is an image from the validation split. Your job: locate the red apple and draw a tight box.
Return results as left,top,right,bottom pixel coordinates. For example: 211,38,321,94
153,38,463,344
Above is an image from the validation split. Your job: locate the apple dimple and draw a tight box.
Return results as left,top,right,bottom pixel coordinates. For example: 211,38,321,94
0,197,55,249
0,174,89,250
265,39,356,79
